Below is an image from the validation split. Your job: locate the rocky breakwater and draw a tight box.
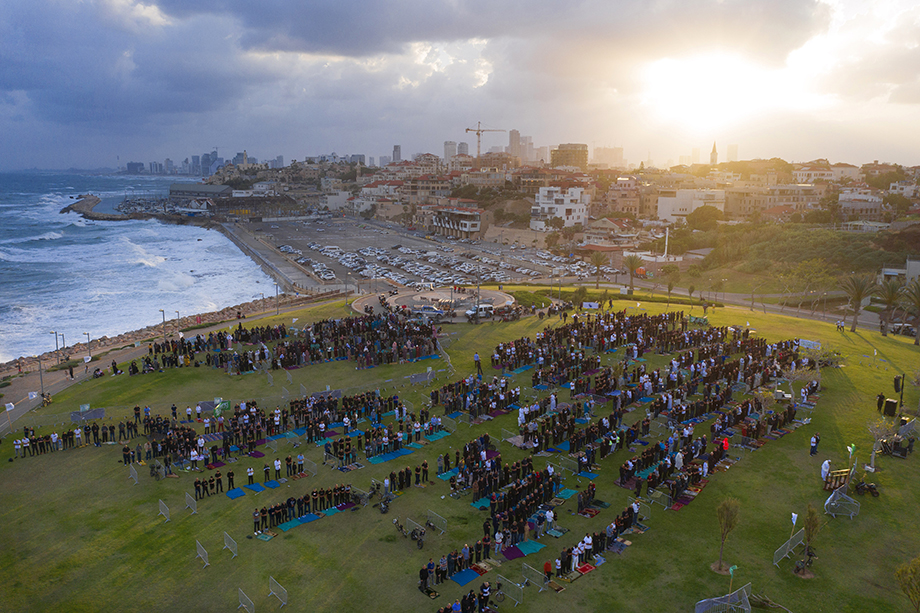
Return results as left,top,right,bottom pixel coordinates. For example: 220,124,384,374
59,195,152,221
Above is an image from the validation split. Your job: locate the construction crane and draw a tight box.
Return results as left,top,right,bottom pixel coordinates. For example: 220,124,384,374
465,122,505,165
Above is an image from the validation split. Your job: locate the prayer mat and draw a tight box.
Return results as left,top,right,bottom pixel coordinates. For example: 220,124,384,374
425,431,451,442
471,564,489,576
578,471,599,480
406,442,424,449
277,520,300,532
670,502,686,511
248,451,265,458
338,462,365,473
324,430,340,438
423,588,440,600
517,540,546,555
634,440,650,446
470,497,491,510
256,533,274,542
560,570,581,583
485,449,501,460
535,451,553,457
488,409,510,418
557,489,577,499
278,478,288,484
594,555,607,567
446,411,463,419
617,477,638,491
633,523,649,533
578,508,600,518
225,488,246,500
336,502,356,511
450,569,480,587
549,497,565,507
591,500,611,509
244,483,266,493
512,364,535,374
438,468,459,481
639,397,655,403
575,418,591,425
208,461,226,469
298,514,321,524
546,528,569,538
533,384,549,391
501,546,525,561
548,581,566,592
323,507,341,516
264,480,280,489
607,541,627,554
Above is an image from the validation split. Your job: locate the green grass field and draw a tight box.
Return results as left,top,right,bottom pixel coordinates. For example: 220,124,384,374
1,298,918,612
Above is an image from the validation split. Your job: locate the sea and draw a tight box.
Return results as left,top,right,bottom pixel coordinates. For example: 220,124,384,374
0,172,276,364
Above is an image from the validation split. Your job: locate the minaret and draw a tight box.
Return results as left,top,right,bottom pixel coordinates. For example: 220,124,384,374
710,142,718,165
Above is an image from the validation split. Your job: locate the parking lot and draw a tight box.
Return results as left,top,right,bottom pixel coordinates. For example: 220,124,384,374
242,216,616,292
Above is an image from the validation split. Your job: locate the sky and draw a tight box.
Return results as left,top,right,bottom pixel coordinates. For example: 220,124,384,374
1,0,919,170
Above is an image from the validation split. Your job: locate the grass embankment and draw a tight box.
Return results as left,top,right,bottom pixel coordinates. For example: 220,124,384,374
0,299,918,612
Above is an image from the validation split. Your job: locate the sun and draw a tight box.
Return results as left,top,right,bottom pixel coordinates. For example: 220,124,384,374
639,53,826,135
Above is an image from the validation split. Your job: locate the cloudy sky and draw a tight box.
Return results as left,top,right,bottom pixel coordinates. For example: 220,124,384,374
1,0,918,170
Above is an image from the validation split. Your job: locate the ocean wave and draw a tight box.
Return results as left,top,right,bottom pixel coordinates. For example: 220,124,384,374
0,231,64,245
157,272,195,292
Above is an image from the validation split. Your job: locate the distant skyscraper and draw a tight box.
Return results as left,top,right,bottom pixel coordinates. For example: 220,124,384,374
368,156,375,167
191,155,200,175
444,141,457,162
379,155,391,167
727,144,738,162
691,148,700,165
550,143,588,170
710,142,718,165
393,145,401,163
508,129,521,159
593,147,625,168
458,142,469,156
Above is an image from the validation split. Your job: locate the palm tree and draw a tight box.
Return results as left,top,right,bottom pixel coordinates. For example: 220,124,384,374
877,279,904,336
590,251,607,289
838,274,879,332
622,254,645,293
902,278,920,346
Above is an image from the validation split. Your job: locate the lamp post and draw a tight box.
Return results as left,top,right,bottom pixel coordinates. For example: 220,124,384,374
175,311,180,337
275,284,280,316
37,355,44,397
822,292,828,321
50,331,59,364
84,332,91,357
59,332,65,360
158,309,166,344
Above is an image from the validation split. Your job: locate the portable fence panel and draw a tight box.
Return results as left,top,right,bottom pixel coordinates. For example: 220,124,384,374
559,456,579,476
302,458,317,477
406,517,425,538
497,573,524,607
694,582,752,613
158,499,170,523
238,588,255,613
267,373,273,387
185,492,198,515
286,370,293,384
629,498,652,521
265,439,278,453
440,416,457,433
426,510,447,536
824,485,860,519
773,529,804,567
195,540,210,568
546,462,566,483
300,384,307,397
646,487,672,510
281,387,289,399
223,532,238,559
352,486,370,507
457,413,472,427
268,576,288,607
521,563,547,593
128,464,138,485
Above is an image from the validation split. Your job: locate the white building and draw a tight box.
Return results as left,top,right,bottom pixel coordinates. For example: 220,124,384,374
321,190,352,211
656,189,725,223
831,163,861,182
890,181,918,198
529,186,590,231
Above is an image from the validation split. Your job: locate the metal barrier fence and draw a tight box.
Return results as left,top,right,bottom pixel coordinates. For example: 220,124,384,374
267,373,273,387
546,462,565,482
281,387,289,399
646,487,672,510
195,540,210,568
265,438,279,453
772,528,804,567
558,456,579,476
521,562,547,593
186,492,198,515
286,370,293,384
128,464,138,485
158,499,170,522
629,497,652,521
825,484,860,519
223,532,238,559
352,486,370,507
406,516,425,539
268,576,288,607
426,510,447,536
302,458,317,477
440,416,457,433
496,573,524,607
456,412,472,427
238,588,254,613
694,582,752,613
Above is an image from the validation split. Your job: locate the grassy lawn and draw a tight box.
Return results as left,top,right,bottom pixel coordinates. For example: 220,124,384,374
1,297,918,612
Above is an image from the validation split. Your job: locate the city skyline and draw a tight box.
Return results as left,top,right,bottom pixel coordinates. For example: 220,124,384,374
2,0,920,171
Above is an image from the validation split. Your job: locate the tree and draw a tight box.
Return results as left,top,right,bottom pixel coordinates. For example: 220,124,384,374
622,254,645,292
547,216,565,230
799,503,824,576
590,251,608,289
902,278,920,346
688,284,696,302
838,274,879,332
897,555,920,613
686,205,724,232
716,498,741,571
884,193,914,216
572,285,588,307
877,278,904,336
868,416,900,469
545,232,561,250
667,279,676,308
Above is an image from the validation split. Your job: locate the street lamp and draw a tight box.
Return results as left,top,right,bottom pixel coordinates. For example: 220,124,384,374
275,283,280,315
36,355,44,397
84,332,91,357
50,331,59,364
176,311,180,337
59,332,65,360
158,309,166,344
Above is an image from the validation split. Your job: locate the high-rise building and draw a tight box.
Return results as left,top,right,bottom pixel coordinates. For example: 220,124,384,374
710,142,718,165
444,141,457,162
379,155,391,167
458,142,469,156
691,148,700,165
508,129,521,159
593,147,625,168
550,143,589,170
368,156,375,167
727,144,738,163
393,145,401,163
191,155,200,175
